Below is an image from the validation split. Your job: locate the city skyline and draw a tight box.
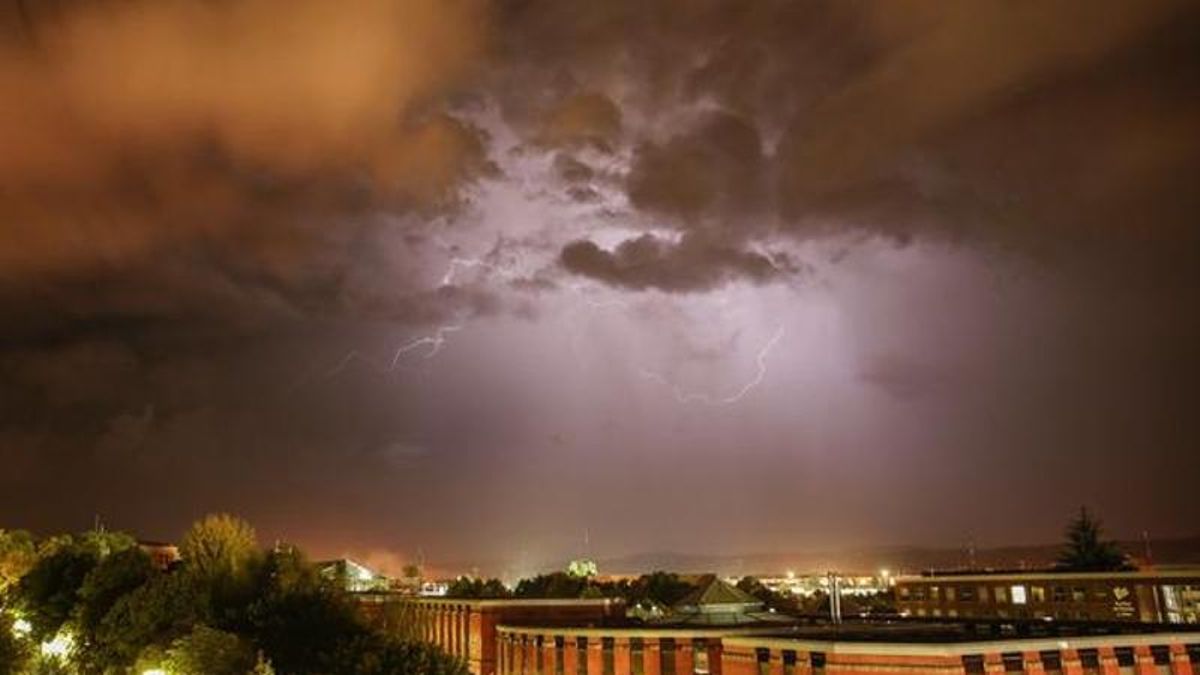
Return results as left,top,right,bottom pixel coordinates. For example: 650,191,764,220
2,0,1199,571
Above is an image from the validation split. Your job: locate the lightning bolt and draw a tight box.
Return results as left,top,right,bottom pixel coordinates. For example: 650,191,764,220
325,324,464,378
640,324,785,405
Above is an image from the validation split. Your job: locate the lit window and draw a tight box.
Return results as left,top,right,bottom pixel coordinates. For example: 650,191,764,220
1031,586,1046,603
1011,586,1027,605
994,587,1008,603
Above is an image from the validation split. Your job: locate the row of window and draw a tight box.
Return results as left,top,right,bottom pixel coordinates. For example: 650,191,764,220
900,583,1130,605
504,636,714,675
963,644,1200,674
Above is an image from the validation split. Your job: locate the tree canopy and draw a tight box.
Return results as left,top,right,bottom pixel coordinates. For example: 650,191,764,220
0,516,467,675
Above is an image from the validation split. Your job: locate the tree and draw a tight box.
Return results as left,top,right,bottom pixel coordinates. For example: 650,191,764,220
1056,507,1128,571
735,576,798,613
0,530,37,595
74,547,157,671
630,572,696,607
0,612,31,675
514,572,586,599
181,514,259,582
445,577,510,599
95,571,209,669
1056,507,1130,572
164,625,257,675
16,544,99,641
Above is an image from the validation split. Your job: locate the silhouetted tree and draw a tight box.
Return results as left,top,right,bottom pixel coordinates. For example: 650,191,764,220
446,576,510,599
514,572,586,599
1056,507,1130,572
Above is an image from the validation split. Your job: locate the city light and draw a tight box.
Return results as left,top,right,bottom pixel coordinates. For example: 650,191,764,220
143,669,168,675
40,631,74,658
11,617,31,637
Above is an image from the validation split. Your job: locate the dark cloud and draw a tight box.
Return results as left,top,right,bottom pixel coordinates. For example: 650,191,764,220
560,234,787,292
626,112,767,226
2,0,1200,566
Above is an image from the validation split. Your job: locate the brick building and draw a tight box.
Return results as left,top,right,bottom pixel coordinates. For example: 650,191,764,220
894,570,1200,624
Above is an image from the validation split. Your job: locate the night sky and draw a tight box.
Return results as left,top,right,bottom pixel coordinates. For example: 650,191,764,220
2,0,1198,575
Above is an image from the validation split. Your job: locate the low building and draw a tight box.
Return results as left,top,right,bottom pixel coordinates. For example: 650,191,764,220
137,540,180,570
894,569,1200,624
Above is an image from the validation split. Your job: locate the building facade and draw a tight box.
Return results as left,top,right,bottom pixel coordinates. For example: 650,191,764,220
390,598,624,675
894,570,1200,624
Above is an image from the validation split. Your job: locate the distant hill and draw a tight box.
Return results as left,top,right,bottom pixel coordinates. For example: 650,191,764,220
590,534,1200,577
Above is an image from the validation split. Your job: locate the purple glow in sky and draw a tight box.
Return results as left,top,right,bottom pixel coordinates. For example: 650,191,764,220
1,0,1198,575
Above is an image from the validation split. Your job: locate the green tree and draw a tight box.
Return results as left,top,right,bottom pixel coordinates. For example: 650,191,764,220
1056,507,1130,572
16,544,98,641
74,547,157,671
0,529,37,595
181,514,259,582
95,571,209,669
164,625,257,675
0,612,32,675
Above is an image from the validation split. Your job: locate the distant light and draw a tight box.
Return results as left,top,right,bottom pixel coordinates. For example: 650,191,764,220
143,669,168,675
880,569,890,578
12,618,31,637
786,570,795,579
40,631,74,658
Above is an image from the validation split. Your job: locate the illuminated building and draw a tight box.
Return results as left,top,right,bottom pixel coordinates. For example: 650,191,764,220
317,558,391,593
894,569,1200,623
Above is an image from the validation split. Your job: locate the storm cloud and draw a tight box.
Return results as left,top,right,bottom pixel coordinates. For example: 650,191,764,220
2,0,1198,570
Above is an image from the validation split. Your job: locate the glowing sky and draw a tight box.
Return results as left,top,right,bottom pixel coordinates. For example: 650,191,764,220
1,0,1198,574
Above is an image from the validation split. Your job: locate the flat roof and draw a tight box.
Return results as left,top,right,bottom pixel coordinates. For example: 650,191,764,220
898,569,1200,583
724,627,1200,657
369,595,623,609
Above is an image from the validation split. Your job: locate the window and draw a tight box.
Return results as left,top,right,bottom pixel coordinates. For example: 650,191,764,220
960,586,977,602
781,650,795,675
962,655,985,674
930,586,940,601
578,638,589,675
811,651,826,675
994,586,1008,603
661,639,675,675
946,586,957,602
1072,587,1087,602
1031,586,1046,603
899,586,910,599
602,638,615,675
756,648,770,675
555,637,565,675
1079,648,1100,675
1053,586,1069,602
1011,585,1028,605
979,586,990,603
1040,650,1063,675
1002,652,1023,672
631,639,644,675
